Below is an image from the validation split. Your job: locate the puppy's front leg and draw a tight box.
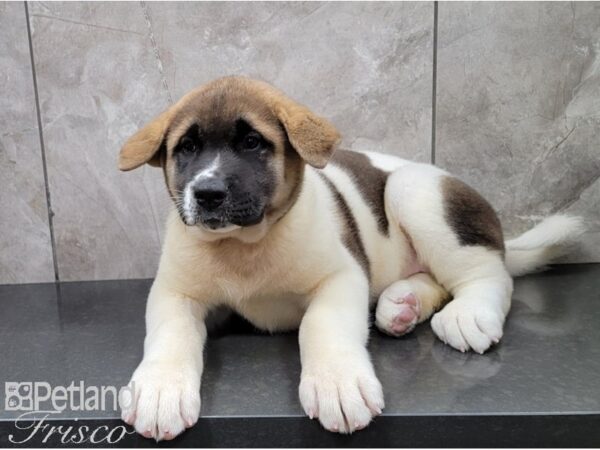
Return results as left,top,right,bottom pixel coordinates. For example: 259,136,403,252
299,269,384,434
121,278,207,441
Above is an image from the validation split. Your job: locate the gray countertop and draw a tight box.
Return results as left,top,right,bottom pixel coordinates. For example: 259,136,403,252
0,264,599,446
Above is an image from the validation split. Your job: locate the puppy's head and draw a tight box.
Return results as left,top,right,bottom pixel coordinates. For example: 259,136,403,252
119,76,340,242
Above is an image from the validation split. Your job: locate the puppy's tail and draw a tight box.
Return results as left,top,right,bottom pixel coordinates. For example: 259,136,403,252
504,215,585,277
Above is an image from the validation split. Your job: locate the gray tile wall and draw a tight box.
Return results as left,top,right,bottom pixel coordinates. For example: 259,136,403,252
0,2,55,283
1,2,598,283
436,1,600,262
29,1,171,281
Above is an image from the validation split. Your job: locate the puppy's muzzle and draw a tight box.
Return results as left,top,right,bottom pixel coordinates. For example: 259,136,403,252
185,178,264,230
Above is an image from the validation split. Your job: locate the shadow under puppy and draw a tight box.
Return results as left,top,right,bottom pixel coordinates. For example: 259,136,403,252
118,76,583,440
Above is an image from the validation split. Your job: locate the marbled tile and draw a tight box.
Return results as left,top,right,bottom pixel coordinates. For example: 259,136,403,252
436,2,600,262
142,1,434,160
0,2,55,284
29,1,434,281
29,2,172,281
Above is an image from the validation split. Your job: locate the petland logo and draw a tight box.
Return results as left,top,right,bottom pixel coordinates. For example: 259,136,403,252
4,381,132,412
4,381,136,445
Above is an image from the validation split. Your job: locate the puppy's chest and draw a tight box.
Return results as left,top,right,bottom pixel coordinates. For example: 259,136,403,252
208,246,317,302
232,291,307,332
210,255,310,331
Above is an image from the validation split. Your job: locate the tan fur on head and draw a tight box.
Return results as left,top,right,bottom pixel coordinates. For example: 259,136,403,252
271,94,341,169
118,76,342,171
119,108,174,171
238,76,341,168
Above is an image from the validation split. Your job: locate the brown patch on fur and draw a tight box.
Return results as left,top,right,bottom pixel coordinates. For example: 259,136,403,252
442,176,505,252
332,150,390,236
318,173,370,277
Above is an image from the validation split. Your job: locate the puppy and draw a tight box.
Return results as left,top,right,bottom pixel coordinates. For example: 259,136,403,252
118,76,583,440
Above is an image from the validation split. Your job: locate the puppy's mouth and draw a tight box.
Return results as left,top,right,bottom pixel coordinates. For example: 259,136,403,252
201,216,235,231
202,220,242,233
178,203,265,231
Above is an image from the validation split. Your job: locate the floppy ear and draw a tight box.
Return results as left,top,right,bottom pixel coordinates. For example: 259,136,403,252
118,109,173,171
274,97,341,169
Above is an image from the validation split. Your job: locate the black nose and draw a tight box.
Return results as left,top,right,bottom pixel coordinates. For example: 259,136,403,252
194,180,227,210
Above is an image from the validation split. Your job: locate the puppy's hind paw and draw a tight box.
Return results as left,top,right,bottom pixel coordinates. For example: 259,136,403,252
431,301,503,354
376,289,420,337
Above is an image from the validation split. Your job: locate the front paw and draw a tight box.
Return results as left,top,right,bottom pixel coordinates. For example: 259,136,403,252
299,354,384,433
120,360,201,441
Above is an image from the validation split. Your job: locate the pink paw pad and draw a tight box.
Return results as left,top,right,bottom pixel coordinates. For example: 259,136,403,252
142,430,154,439
390,293,420,335
162,431,175,441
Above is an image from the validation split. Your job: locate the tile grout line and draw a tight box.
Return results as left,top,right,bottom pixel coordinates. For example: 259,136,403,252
24,1,60,283
431,1,438,165
140,0,173,105
139,0,172,250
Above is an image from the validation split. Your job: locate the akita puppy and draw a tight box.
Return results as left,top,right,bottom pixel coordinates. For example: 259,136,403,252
118,76,582,440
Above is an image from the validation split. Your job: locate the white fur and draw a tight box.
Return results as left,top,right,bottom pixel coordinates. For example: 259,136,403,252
124,151,583,440
319,163,416,296
505,215,585,276
183,154,222,223
384,164,513,354
362,150,409,172
298,269,383,433
121,281,206,440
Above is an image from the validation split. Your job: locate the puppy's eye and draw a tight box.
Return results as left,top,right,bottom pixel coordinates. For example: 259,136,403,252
242,134,261,151
180,137,196,153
